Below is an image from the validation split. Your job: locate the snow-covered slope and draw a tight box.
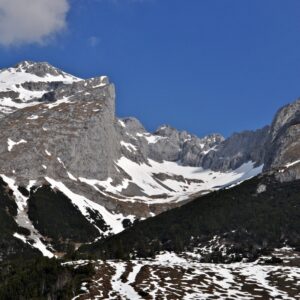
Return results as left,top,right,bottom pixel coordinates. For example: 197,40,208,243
80,158,262,205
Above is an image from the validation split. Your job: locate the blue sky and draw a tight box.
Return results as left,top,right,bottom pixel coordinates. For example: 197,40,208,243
0,0,299,137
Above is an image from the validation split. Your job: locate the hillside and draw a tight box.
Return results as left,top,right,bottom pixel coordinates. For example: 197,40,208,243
79,174,300,262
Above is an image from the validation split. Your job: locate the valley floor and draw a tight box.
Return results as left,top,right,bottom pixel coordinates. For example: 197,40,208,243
68,248,300,300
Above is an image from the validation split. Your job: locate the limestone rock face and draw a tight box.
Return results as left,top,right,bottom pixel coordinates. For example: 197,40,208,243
202,127,270,171
0,78,118,185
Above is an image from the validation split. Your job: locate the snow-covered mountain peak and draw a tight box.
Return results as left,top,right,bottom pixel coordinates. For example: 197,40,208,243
12,60,81,82
0,61,112,117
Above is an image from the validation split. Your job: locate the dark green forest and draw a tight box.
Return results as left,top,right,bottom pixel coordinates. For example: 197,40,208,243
0,179,95,299
0,257,94,300
28,186,100,252
78,175,300,262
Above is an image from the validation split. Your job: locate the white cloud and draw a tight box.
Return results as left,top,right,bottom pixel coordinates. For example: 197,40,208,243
0,0,69,46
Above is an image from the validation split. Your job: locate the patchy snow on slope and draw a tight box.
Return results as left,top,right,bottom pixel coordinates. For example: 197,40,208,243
118,119,126,128
1,175,53,258
77,159,262,204
78,158,262,205
0,65,79,93
108,157,263,204
78,177,131,198
120,141,137,152
136,132,166,144
67,172,77,181
0,97,38,110
71,250,300,300
0,64,81,114
45,96,72,109
109,262,142,300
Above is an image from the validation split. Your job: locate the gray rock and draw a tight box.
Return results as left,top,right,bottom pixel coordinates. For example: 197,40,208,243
14,61,75,79
263,98,300,181
0,76,119,186
202,127,270,171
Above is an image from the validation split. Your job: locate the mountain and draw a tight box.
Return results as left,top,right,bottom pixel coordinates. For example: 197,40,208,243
0,61,268,257
0,61,299,299
0,61,298,254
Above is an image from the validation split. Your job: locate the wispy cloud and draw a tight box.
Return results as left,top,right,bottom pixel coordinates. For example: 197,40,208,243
88,36,100,47
0,0,69,47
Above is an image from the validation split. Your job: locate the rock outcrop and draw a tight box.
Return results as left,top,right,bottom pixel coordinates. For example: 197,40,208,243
263,98,300,181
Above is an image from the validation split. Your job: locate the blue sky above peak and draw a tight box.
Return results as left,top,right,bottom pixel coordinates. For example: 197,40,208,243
0,0,300,137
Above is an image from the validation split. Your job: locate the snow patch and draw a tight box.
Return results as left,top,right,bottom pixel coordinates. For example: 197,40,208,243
27,115,39,120
67,172,77,181
118,119,126,127
120,141,137,152
45,149,51,156
7,138,27,151
285,159,300,168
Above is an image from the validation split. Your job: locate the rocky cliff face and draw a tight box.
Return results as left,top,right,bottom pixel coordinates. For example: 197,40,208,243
201,126,270,171
0,76,118,185
263,98,300,181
